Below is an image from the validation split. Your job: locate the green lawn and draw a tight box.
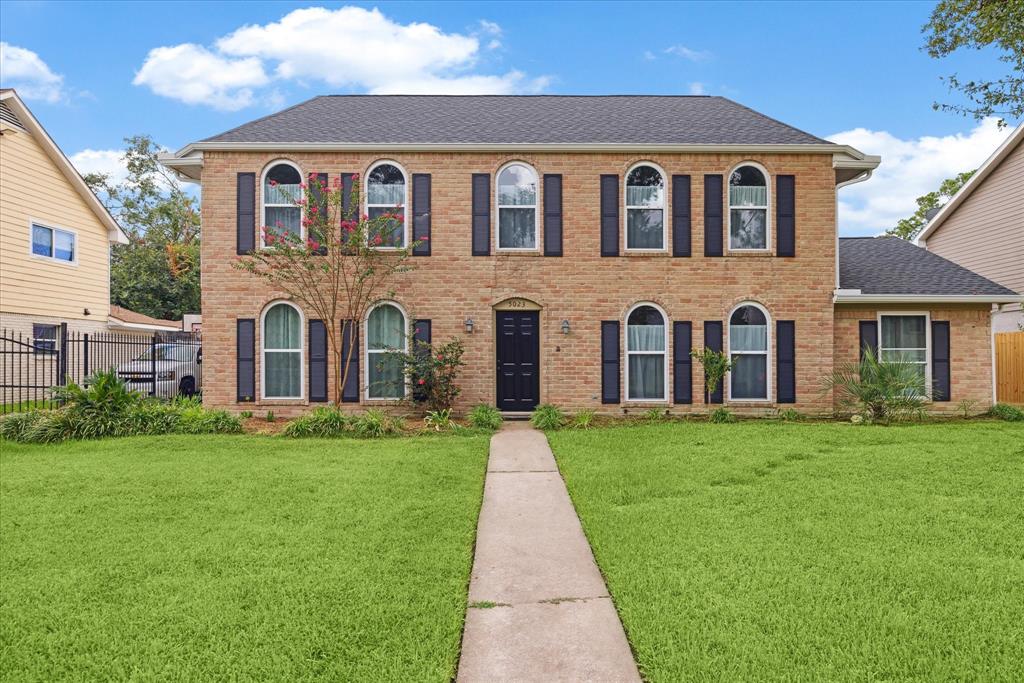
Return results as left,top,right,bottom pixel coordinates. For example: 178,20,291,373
0,434,489,682
549,421,1024,682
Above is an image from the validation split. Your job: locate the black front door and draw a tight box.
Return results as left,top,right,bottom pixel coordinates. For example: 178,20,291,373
496,311,540,411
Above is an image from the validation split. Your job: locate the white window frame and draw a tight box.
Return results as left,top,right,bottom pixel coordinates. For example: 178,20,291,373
624,301,669,402
494,161,540,252
364,159,410,250
28,220,78,266
727,161,771,253
727,301,772,402
877,311,932,399
260,159,305,249
623,161,668,252
260,300,305,401
365,301,409,401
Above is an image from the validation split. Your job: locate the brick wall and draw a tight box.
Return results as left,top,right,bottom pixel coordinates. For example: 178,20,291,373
201,150,840,416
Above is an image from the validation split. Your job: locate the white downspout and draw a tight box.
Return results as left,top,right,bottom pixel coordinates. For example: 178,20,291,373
991,304,1001,406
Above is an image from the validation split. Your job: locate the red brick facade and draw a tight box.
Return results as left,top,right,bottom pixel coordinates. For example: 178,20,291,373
198,150,996,416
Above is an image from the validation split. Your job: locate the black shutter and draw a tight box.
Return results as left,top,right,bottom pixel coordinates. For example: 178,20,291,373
776,320,796,403
236,319,255,402
340,172,356,220
704,174,723,257
310,172,328,254
600,174,619,257
672,175,692,257
704,321,724,403
472,173,490,256
236,172,256,255
543,174,563,256
859,321,878,361
412,319,432,402
341,320,359,402
412,174,431,256
308,320,328,402
931,321,951,401
673,321,693,404
776,175,796,257
601,321,620,404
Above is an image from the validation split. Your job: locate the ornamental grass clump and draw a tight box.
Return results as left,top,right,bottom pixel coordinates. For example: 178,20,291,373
468,404,503,431
282,407,352,438
352,408,405,438
530,404,564,430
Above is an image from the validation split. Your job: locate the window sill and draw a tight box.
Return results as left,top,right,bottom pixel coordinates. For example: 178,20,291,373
725,251,774,258
623,250,670,257
495,249,542,256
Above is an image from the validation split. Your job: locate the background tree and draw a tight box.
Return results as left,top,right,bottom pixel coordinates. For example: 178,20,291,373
83,135,200,320
886,170,975,240
924,0,1024,127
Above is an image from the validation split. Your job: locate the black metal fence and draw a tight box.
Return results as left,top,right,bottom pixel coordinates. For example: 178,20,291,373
0,324,202,414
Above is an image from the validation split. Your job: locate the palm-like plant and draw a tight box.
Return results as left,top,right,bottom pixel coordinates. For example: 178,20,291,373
823,347,927,423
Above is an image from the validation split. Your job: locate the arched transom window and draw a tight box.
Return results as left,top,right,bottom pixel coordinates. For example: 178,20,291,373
729,164,769,250
625,164,665,250
262,162,302,246
366,303,407,399
262,302,303,399
366,162,407,248
626,304,667,401
496,162,538,250
729,303,770,400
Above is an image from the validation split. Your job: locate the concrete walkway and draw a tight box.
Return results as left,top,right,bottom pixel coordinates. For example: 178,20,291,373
457,423,640,682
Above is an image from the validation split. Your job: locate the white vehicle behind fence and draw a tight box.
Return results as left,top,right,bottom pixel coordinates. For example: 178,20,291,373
116,343,202,398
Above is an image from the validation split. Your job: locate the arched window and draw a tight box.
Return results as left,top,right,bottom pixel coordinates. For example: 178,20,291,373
366,161,408,248
366,303,407,399
262,161,302,247
625,163,665,250
261,301,303,399
496,162,538,250
728,164,769,250
729,303,770,400
626,303,667,401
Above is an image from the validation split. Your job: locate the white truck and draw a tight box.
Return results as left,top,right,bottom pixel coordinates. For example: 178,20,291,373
116,342,202,398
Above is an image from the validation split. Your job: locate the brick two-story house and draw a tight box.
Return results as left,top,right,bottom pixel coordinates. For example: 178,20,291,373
161,95,1020,416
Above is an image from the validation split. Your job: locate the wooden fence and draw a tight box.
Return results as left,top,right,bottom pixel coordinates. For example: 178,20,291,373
995,331,1024,404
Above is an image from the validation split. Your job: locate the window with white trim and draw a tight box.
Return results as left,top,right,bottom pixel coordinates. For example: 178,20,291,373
32,323,58,355
879,314,929,392
366,162,407,248
262,162,302,246
728,164,769,250
729,304,769,399
625,164,665,250
262,302,303,399
31,223,75,262
367,303,407,399
496,162,538,250
626,304,667,401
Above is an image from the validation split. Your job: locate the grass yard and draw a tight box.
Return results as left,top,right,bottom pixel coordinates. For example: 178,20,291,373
0,434,489,682
549,421,1024,682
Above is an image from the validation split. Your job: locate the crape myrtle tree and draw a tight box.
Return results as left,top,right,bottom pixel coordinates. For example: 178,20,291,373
233,173,422,406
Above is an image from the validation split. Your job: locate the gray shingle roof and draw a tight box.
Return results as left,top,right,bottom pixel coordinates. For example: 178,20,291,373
203,95,827,145
839,237,1018,296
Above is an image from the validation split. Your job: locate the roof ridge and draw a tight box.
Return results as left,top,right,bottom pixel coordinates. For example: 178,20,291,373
316,94,716,98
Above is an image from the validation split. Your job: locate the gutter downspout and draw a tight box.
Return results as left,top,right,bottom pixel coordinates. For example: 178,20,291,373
834,169,874,289
991,304,1001,406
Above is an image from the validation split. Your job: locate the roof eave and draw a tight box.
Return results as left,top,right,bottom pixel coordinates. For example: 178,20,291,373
157,152,203,183
833,292,1022,305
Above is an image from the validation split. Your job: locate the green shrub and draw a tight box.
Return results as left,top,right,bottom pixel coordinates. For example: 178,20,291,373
176,407,243,434
570,409,596,430
709,407,736,424
424,409,455,432
988,403,1024,422
121,401,182,435
352,408,405,438
0,411,47,441
265,411,276,423
530,404,564,430
282,407,351,438
822,347,927,424
240,410,253,419
468,404,503,431
774,408,805,422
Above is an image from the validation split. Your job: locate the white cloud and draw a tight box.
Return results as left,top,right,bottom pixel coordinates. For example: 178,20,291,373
829,117,1010,236
70,148,129,185
664,45,712,62
133,44,268,111
134,6,545,108
643,50,656,61
688,82,706,95
0,42,64,103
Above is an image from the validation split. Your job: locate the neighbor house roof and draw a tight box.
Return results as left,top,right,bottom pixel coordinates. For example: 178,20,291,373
108,305,182,332
0,89,128,244
917,123,1024,244
836,237,1020,303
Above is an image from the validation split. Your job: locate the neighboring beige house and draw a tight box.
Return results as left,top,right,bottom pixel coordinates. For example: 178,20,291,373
918,124,1024,333
0,88,130,344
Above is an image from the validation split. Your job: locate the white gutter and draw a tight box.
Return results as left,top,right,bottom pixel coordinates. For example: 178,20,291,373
833,293,1023,305
108,319,182,332
990,305,1000,405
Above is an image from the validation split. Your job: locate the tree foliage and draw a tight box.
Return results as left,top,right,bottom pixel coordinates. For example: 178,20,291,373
924,0,1024,127
886,169,975,240
83,135,200,320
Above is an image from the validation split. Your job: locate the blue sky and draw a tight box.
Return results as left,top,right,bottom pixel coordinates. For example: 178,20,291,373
1,1,1018,235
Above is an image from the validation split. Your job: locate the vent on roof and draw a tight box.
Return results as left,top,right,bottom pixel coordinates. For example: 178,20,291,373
0,101,25,130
